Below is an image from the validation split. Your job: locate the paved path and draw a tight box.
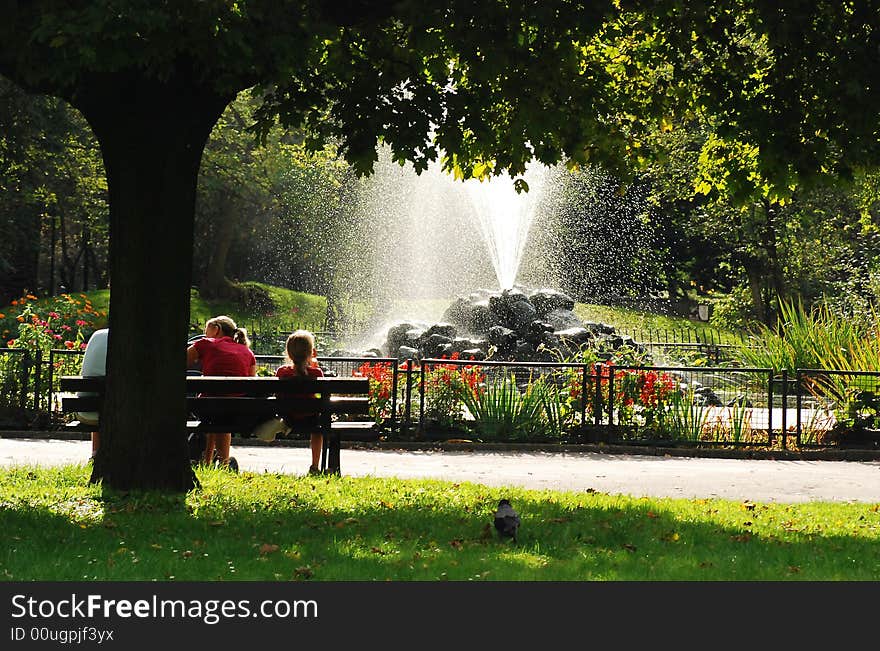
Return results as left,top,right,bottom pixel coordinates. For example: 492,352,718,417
1,437,879,503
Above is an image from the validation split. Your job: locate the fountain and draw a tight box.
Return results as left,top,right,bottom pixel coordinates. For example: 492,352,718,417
325,150,650,363
462,165,546,291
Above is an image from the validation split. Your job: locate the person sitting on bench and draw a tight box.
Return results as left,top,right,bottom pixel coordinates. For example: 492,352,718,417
186,315,256,469
77,327,108,460
273,330,324,475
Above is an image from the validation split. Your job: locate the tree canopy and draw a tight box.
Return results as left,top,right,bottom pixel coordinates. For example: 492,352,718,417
2,1,879,491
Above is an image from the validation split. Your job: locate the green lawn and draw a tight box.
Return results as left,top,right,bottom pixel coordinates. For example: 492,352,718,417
0,283,326,344
1,465,877,581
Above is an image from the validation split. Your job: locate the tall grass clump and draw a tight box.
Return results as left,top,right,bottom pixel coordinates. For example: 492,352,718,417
738,298,878,372
457,372,546,441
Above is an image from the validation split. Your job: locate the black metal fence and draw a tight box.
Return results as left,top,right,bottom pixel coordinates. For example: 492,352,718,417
5,347,877,450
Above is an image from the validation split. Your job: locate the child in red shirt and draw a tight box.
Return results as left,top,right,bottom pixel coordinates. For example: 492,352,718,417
275,330,325,474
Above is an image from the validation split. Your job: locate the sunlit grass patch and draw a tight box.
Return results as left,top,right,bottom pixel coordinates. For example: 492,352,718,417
1,464,878,581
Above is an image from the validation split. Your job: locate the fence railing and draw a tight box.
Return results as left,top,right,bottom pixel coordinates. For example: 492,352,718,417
5,347,879,450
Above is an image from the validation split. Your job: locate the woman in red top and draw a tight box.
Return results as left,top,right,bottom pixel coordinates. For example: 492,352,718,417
186,315,256,468
276,330,324,474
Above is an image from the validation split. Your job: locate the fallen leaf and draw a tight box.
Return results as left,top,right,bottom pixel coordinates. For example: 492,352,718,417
788,566,801,574
294,566,313,580
622,543,637,552
646,511,659,519
731,533,752,543
209,521,225,527
380,501,394,509
182,550,193,558
450,539,463,550
741,501,756,511
259,544,280,555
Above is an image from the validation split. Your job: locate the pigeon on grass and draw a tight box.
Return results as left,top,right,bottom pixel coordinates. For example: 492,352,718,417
493,499,521,543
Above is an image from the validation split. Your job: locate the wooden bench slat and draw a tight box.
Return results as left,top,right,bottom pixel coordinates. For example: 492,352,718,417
186,376,370,395
60,375,370,394
59,376,105,392
62,396,102,411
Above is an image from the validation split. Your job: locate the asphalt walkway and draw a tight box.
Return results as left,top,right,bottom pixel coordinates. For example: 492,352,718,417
2,436,879,503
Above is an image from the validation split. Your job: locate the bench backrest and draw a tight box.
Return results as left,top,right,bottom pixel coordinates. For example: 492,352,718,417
60,376,371,415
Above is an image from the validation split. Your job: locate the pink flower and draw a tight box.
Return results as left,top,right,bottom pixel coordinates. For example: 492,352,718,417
53,334,62,340
48,312,60,319
75,320,87,327
79,343,87,350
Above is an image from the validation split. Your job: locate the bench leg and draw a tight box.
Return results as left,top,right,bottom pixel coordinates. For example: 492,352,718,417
325,430,341,476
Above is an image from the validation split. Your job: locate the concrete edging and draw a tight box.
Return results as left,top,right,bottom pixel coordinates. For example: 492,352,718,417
3,429,879,462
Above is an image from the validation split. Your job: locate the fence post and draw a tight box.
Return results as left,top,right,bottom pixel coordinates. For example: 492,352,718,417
418,361,426,435
580,364,588,426
781,369,789,450
391,362,399,435
32,349,42,414
403,361,412,433
48,350,57,418
19,351,30,413
795,369,802,447
607,366,615,426
593,363,603,426
767,369,774,445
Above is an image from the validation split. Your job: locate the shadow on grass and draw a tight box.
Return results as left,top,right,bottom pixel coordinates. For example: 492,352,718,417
1,470,879,581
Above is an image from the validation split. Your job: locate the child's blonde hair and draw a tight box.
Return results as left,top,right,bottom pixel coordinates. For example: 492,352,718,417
207,315,251,347
285,329,316,376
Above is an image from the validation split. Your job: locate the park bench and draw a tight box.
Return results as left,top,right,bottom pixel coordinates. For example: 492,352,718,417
58,375,375,474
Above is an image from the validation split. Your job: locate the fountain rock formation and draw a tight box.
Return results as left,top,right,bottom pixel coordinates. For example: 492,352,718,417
363,287,646,362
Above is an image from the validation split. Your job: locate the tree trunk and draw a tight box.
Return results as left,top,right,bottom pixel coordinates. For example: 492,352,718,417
759,199,784,325
744,261,767,325
198,201,238,300
73,71,232,492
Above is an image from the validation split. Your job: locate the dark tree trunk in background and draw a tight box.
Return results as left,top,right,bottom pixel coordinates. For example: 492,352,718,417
760,198,784,324
48,214,56,295
198,200,238,300
3,206,41,301
72,71,232,492
744,261,767,325
81,226,90,291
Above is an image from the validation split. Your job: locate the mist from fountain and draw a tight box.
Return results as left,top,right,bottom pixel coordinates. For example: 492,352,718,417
462,164,548,291
332,151,556,351
327,147,660,358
